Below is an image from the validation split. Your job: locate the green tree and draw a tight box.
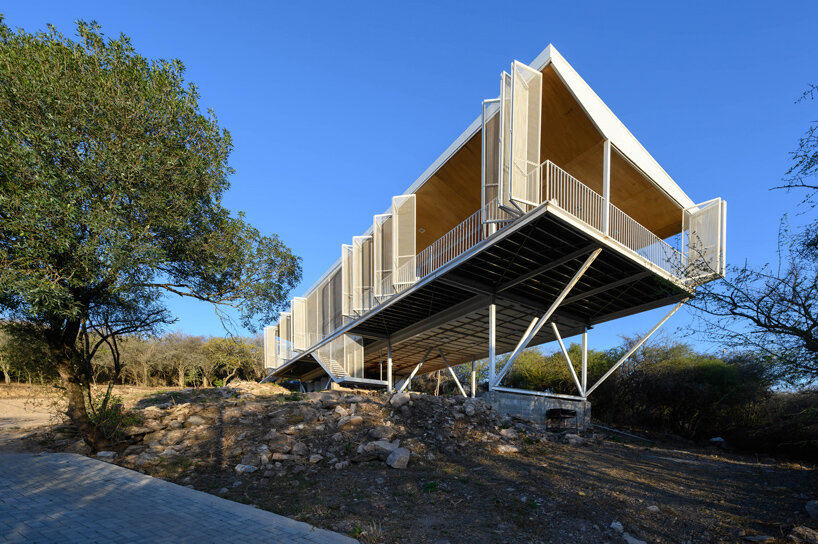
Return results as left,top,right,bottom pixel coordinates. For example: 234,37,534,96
203,336,262,386
0,20,301,447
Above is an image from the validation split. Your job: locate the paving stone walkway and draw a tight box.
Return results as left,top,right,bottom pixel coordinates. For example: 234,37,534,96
0,453,357,543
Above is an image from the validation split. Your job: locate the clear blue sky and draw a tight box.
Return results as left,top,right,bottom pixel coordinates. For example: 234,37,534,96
4,1,817,351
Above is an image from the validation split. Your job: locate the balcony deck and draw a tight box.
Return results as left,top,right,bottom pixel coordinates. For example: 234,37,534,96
271,162,694,384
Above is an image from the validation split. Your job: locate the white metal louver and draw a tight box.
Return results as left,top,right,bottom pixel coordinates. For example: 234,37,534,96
508,60,542,210
392,195,416,286
482,98,505,224
278,311,291,361
341,244,354,317
352,235,373,314
291,297,306,351
306,288,319,349
685,198,727,285
373,213,393,298
498,71,514,212
264,325,277,369
344,334,364,378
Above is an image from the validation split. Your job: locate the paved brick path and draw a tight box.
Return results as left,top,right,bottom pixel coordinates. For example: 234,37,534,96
0,453,357,543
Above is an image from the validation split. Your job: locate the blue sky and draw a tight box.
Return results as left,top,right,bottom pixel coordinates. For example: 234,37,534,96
4,1,817,351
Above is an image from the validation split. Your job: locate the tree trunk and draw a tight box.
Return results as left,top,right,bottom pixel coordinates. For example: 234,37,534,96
178,367,185,388
54,359,108,450
434,370,441,396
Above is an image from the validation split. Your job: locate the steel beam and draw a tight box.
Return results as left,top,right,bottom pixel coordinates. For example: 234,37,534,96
551,322,583,395
438,349,467,397
493,249,602,387
497,244,598,293
365,295,490,354
396,346,434,393
561,270,651,306
585,301,685,396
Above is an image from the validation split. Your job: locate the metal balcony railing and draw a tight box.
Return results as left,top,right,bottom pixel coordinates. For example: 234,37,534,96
281,160,700,367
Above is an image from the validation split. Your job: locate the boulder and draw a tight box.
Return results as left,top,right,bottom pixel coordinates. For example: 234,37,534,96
386,447,411,469
564,433,584,446
807,500,818,519
291,441,309,457
268,434,293,453
185,414,208,426
499,428,519,440
463,403,476,417
333,405,349,418
495,444,519,454
96,451,117,461
337,415,363,430
358,440,401,460
309,454,324,464
790,526,818,543
369,425,397,440
235,464,257,474
623,534,646,544
610,521,624,533
389,393,411,409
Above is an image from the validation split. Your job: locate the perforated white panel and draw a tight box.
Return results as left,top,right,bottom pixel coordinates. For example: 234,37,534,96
352,235,373,314
686,198,727,285
291,298,306,351
509,61,542,209
373,213,393,297
392,195,416,286
341,244,354,317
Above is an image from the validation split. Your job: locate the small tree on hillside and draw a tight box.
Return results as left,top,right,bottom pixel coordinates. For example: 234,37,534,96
0,20,301,447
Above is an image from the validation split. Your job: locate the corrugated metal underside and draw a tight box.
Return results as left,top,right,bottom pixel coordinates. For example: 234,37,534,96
277,205,690,382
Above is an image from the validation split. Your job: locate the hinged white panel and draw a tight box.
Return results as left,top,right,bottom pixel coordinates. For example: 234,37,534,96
264,325,277,369
341,244,354,317
291,297,306,351
373,213,393,298
498,71,514,213
352,235,373,314
508,60,542,210
685,198,727,285
278,311,291,361
392,195,416,286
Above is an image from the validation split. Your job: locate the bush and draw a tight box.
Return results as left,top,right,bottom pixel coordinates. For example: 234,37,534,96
88,391,140,441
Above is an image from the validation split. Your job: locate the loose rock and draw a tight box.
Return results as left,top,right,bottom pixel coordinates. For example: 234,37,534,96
386,447,411,469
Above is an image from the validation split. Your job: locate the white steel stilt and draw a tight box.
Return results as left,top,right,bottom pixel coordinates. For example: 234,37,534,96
471,360,476,398
396,346,434,393
493,249,602,387
551,322,582,395
488,303,496,391
581,328,588,396
387,340,393,393
438,349,467,398
585,301,685,396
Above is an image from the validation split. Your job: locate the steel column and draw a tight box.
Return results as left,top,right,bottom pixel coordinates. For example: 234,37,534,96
471,360,477,398
551,322,582,395
387,340,393,393
439,349,467,398
586,301,685,396
488,303,496,391
581,328,588,396
396,346,434,393
493,249,602,386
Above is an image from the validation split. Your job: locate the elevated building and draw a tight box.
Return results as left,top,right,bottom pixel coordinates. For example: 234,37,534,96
263,45,727,409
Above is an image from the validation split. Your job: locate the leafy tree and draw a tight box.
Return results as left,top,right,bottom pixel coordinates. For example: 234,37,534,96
690,84,818,386
203,336,262,386
0,20,301,447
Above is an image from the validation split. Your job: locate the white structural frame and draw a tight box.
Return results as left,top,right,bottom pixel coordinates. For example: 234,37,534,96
264,45,725,396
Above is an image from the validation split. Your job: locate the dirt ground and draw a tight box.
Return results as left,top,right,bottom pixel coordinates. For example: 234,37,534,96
3,383,817,543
